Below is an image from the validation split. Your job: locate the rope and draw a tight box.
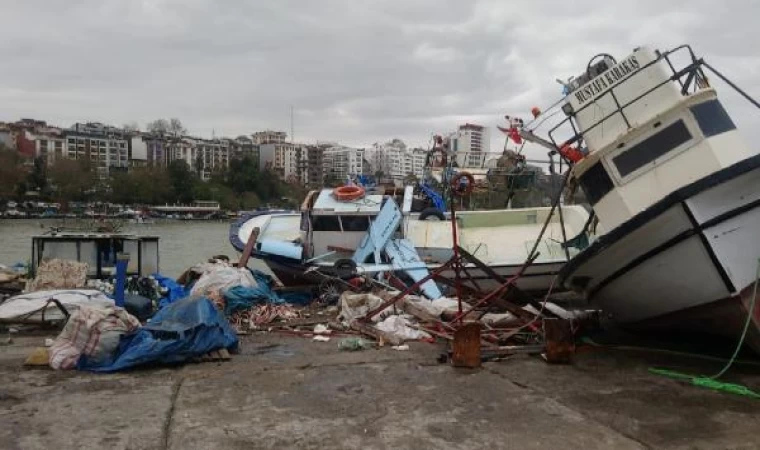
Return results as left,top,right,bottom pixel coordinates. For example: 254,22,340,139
648,258,760,399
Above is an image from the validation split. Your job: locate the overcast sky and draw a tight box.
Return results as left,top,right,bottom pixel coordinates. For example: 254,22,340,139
2,0,759,161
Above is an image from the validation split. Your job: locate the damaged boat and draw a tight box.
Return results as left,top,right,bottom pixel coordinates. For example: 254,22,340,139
230,187,593,293
524,45,760,350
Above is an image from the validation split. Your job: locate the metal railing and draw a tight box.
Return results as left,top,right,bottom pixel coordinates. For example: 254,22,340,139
547,45,708,150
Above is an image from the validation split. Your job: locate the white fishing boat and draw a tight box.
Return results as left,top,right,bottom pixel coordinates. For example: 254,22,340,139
230,188,593,293
524,45,760,350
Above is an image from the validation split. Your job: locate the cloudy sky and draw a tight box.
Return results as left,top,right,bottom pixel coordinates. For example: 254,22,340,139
2,0,759,160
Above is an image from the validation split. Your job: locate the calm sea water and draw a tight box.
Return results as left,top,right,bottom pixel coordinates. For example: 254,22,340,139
0,219,243,278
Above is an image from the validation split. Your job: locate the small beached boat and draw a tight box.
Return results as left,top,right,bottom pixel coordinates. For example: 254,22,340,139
230,188,593,293
523,45,760,350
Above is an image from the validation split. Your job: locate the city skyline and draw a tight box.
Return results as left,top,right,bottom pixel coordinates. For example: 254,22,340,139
3,1,760,163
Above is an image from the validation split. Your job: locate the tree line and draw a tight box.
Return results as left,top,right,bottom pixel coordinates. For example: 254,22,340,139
0,144,306,211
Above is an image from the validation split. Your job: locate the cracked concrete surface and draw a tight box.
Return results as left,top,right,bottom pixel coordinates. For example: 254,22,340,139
1,333,759,449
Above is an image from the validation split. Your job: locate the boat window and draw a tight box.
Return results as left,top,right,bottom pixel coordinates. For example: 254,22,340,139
612,120,692,178
690,99,736,138
578,162,614,205
341,215,371,232
312,215,341,231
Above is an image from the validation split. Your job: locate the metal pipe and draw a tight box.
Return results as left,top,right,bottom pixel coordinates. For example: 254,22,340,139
703,61,760,110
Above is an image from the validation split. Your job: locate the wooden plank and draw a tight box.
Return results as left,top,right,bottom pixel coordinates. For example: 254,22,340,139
451,323,481,368
217,348,232,361
238,228,260,268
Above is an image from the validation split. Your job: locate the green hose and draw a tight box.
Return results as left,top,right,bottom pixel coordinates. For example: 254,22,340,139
648,258,760,399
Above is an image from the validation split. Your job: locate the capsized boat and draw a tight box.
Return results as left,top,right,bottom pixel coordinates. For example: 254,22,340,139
523,45,760,350
230,187,593,293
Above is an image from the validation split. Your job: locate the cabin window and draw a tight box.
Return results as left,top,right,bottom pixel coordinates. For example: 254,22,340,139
690,99,736,138
612,120,692,178
578,162,614,205
312,216,341,231
341,216,371,232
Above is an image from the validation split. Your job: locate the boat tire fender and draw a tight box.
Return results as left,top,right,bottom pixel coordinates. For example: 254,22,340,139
419,207,445,221
450,172,475,196
334,258,358,279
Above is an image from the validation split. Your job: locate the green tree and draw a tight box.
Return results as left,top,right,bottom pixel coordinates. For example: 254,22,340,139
27,156,47,193
167,160,198,203
0,146,24,199
49,159,96,204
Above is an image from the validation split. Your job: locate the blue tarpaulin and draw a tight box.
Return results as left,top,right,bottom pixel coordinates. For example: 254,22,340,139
153,274,189,309
78,297,239,372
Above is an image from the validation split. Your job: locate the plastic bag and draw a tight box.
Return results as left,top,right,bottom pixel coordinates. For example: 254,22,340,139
189,265,256,298
338,292,390,325
375,315,431,342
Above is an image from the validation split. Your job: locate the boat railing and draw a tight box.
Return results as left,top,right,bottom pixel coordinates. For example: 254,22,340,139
548,45,710,151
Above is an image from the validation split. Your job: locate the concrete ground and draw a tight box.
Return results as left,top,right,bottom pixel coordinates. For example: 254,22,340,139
1,332,759,450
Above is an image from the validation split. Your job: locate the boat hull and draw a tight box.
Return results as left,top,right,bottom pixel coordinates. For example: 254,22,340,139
259,255,564,294
561,155,760,351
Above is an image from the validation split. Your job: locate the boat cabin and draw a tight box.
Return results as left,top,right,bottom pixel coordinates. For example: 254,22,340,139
31,233,160,278
299,188,413,259
553,46,753,230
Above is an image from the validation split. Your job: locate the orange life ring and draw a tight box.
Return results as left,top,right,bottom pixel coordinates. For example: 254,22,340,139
333,185,365,202
450,172,475,196
559,143,584,163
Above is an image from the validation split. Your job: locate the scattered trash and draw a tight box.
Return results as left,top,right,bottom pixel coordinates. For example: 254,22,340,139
338,292,389,325
187,262,256,298
0,290,114,323
312,335,331,342
313,324,331,335
24,347,50,367
49,305,141,370
338,337,371,351
375,315,431,342
78,297,238,372
391,344,409,351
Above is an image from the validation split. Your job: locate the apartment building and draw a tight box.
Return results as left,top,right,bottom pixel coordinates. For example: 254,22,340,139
251,130,287,145
322,146,366,183
65,122,129,178
451,123,490,168
368,139,427,185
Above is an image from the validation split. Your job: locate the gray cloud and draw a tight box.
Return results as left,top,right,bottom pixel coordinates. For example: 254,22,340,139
1,0,759,162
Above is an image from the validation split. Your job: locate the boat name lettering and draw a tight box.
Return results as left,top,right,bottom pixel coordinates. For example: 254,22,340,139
574,55,641,105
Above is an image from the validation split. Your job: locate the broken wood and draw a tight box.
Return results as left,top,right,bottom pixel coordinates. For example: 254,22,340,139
238,228,260,269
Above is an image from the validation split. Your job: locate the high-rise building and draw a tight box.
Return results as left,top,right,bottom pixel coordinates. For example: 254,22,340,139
322,146,366,183
367,139,427,185
451,123,490,168
251,130,287,145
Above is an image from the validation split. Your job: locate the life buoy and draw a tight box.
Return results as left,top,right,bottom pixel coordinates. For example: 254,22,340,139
450,172,475,196
333,185,365,202
559,143,584,163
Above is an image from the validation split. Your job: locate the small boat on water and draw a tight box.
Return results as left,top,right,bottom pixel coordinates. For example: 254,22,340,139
522,45,760,350
230,187,593,293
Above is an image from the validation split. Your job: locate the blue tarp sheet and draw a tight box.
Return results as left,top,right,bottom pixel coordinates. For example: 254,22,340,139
153,274,189,309
78,297,239,372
